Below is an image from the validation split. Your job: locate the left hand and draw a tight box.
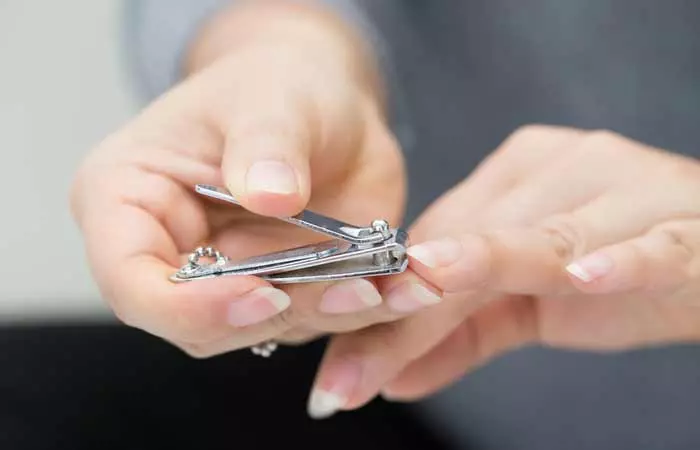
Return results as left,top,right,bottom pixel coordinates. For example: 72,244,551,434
70,1,410,358
306,125,700,418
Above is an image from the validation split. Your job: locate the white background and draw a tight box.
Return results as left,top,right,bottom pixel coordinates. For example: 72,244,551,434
0,1,137,321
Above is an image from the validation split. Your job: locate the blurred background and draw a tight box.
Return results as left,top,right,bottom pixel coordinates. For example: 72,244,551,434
6,2,700,449
0,0,136,321
0,4,443,449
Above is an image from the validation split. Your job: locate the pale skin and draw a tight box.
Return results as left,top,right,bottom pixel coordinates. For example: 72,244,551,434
70,0,428,357
71,0,700,419
311,126,700,418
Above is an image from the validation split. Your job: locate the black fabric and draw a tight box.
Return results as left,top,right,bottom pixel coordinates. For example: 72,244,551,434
0,323,452,450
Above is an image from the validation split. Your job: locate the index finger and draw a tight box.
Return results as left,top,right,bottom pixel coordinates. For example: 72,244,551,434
73,163,290,345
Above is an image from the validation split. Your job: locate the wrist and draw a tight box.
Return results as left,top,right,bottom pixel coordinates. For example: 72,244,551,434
184,0,385,110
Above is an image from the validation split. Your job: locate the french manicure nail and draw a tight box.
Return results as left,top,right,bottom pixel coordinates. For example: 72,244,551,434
245,160,298,195
307,390,347,420
566,252,613,282
387,283,442,313
307,359,362,419
407,237,462,268
227,287,291,327
319,279,382,314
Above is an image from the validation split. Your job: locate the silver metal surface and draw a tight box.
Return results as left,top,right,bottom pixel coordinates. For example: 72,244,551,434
195,185,388,245
172,185,409,357
170,231,408,283
171,185,409,285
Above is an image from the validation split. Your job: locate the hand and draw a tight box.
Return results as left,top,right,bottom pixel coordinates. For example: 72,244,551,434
70,2,408,357
307,125,700,418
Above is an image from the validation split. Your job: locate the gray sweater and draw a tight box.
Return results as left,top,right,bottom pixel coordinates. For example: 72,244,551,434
124,1,700,448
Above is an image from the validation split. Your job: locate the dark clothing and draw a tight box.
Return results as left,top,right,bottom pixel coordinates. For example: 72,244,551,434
0,323,448,450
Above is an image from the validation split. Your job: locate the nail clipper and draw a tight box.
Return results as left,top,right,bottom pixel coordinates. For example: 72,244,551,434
170,184,409,284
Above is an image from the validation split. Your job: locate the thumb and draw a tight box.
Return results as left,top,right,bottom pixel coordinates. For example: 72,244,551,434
221,84,313,217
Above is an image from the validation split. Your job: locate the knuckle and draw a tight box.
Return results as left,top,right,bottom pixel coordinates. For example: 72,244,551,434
362,323,409,362
168,303,218,344
130,174,183,220
440,235,493,291
267,306,298,334
579,129,629,156
621,240,655,290
585,128,620,143
513,124,555,140
153,296,222,344
652,224,696,265
502,124,555,148
227,116,302,144
106,287,218,345
537,214,588,261
495,124,581,163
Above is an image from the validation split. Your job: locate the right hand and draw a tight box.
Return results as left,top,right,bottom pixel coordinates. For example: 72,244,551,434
69,1,413,357
308,125,700,417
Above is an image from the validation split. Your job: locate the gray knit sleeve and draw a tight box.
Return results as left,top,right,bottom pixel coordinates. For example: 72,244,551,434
121,0,413,151
121,0,228,102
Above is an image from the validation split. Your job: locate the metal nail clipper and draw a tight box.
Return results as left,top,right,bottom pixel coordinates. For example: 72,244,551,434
171,184,409,358
170,184,409,284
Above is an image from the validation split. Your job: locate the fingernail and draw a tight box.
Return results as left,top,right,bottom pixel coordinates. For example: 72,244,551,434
566,252,613,282
307,390,347,420
307,359,362,419
245,160,298,195
387,283,442,313
227,287,291,327
319,279,382,314
407,237,462,268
